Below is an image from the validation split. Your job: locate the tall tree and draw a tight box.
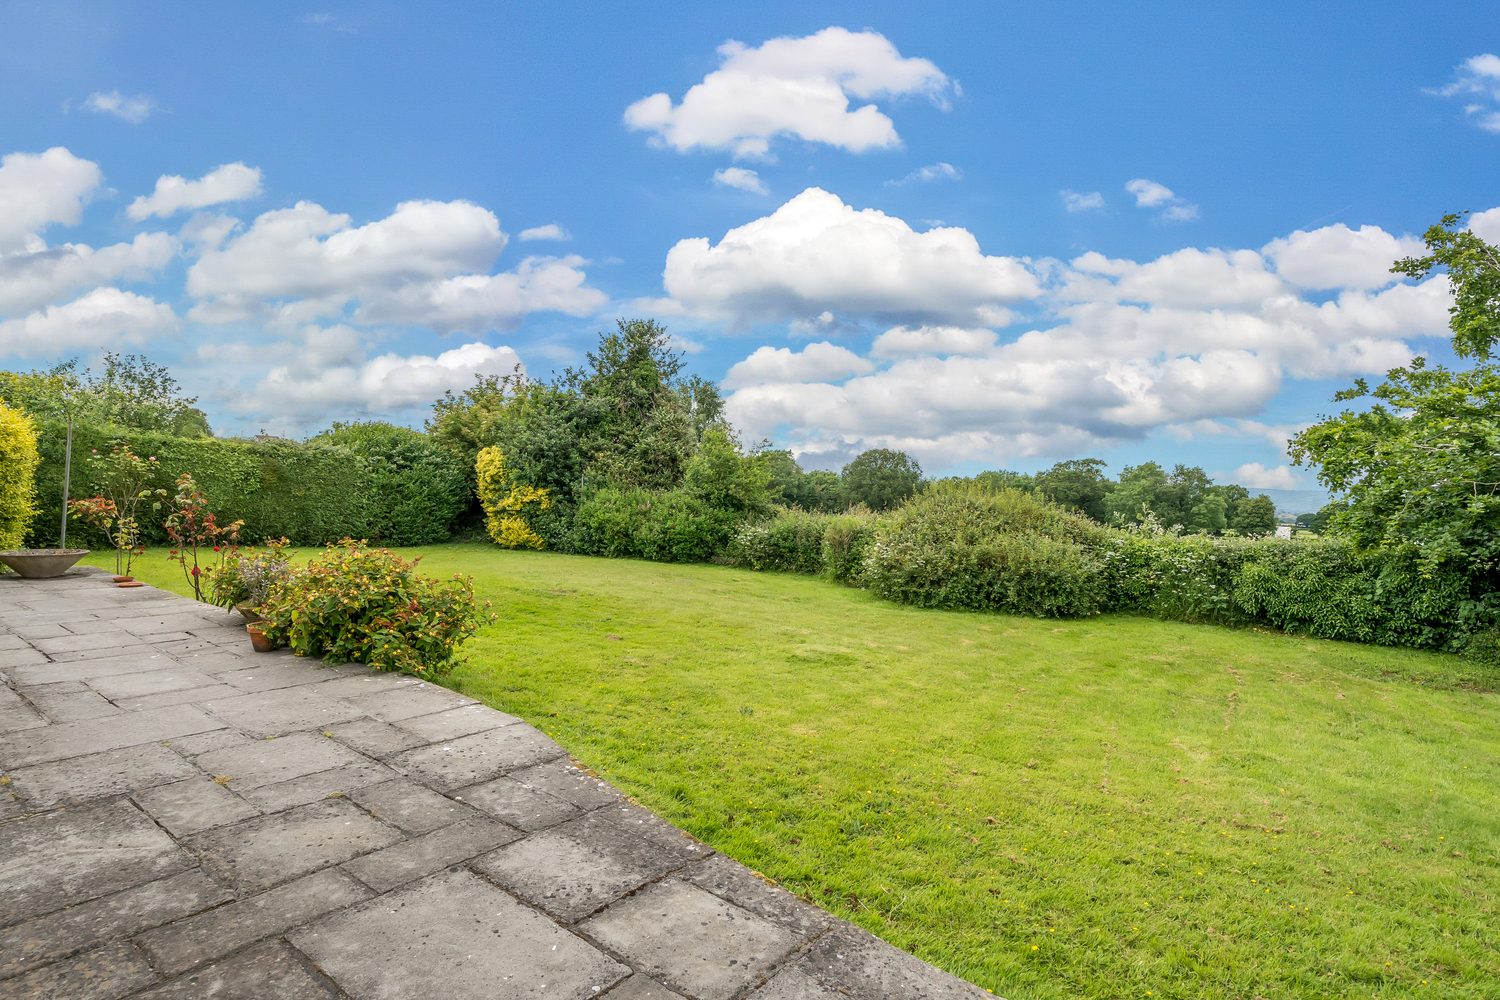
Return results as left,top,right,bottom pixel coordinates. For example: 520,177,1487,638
841,448,922,511
1033,458,1111,521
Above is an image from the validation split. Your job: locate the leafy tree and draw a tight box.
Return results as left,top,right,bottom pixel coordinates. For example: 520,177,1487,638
1231,494,1278,535
1033,458,1111,522
1291,214,1500,575
841,448,922,511
0,354,210,434
974,469,1036,493
763,449,846,512
683,428,774,517
427,371,518,482
1105,462,1168,525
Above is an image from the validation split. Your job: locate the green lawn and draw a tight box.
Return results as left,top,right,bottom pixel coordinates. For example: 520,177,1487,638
91,545,1500,998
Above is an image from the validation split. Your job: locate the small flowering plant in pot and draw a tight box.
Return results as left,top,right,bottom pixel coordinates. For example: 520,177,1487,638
162,473,244,603
256,539,495,676
67,445,166,580
210,537,296,621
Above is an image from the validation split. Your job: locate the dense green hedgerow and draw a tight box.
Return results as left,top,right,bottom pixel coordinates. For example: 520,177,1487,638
863,484,1109,617
728,508,836,574
26,421,464,548
574,486,739,563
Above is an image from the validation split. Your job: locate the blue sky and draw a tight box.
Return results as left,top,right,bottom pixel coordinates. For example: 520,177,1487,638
0,2,1495,487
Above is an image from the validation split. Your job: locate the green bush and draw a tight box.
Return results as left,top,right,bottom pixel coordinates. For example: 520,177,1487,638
314,422,468,545
1102,531,1255,624
729,508,835,574
863,484,1107,617
27,422,378,547
821,511,881,585
0,401,39,551
575,486,738,563
258,540,493,677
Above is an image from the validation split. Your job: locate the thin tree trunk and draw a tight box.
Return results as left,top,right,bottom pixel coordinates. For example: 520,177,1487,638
59,417,73,547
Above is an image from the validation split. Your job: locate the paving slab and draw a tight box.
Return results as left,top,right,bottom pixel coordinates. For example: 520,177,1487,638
340,816,521,891
580,878,801,1000
132,775,263,837
5,653,176,686
387,721,566,791
341,682,477,722
0,800,193,925
0,683,48,733
26,687,122,723
111,684,242,711
2,939,158,1000
604,975,686,999
135,869,372,975
195,731,365,791
510,758,622,811
325,716,427,758
7,743,199,809
779,923,993,999
198,686,364,737
393,702,519,742
288,868,629,1000
472,810,695,923
348,777,478,834
453,773,584,831
238,760,397,812
0,704,225,768
213,660,342,693
0,870,231,981
89,666,222,701
679,854,836,939
160,729,251,758
130,939,341,999
182,797,404,893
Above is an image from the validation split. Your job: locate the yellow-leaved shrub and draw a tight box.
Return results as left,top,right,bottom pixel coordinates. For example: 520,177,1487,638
476,446,551,550
0,401,39,551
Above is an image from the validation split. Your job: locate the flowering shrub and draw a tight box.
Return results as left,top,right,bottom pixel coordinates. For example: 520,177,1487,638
476,446,551,549
68,445,164,576
257,539,495,677
206,536,295,610
0,401,39,553
163,473,243,602
729,508,836,574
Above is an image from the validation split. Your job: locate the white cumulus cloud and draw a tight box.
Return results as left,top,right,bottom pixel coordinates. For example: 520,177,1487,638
1232,462,1300,490
245,340,524,418
722,341,873,389
1263,223,1425,290
128,163,263,220
81,90,155,123
0,147,103,253
888,162,961,186
1126,178,1199,221
659,187,1037,327
624,27,951,159
718,212,1456,469
0,287,178,356
1061,190,1105,212
0,231,177,315
185,198,606,330
517,224,571,241
713,167,769,194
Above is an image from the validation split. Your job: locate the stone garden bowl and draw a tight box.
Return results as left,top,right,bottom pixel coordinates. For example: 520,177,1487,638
0,549,91,579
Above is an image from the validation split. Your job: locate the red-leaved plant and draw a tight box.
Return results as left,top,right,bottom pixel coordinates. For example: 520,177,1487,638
163,473,244,602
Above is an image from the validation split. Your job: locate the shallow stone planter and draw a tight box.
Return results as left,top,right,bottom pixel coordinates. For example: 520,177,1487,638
0,549,90,579
235,601,265,624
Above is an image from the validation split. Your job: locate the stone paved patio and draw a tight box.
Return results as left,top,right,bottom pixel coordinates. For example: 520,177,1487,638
0,569,992,999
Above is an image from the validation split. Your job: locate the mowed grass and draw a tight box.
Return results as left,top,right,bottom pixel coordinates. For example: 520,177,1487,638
94,545,1500,998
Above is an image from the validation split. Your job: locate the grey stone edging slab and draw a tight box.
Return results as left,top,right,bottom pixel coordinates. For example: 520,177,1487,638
0,569,995,1000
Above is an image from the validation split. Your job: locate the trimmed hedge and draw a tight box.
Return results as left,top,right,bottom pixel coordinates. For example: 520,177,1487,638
26,422,462,548
574,486,738,563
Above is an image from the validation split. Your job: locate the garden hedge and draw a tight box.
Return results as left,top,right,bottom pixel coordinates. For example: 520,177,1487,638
25,421,463,548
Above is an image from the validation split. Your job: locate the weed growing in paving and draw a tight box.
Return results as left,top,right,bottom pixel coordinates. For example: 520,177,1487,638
108,545,1500,999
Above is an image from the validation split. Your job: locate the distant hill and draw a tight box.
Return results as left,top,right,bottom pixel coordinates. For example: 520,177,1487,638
1246,488,1333,516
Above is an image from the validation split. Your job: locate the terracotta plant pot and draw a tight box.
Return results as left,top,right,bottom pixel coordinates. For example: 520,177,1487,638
118,581,145,588
112,576,133,583
246,624,275,653
0,549,89,579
